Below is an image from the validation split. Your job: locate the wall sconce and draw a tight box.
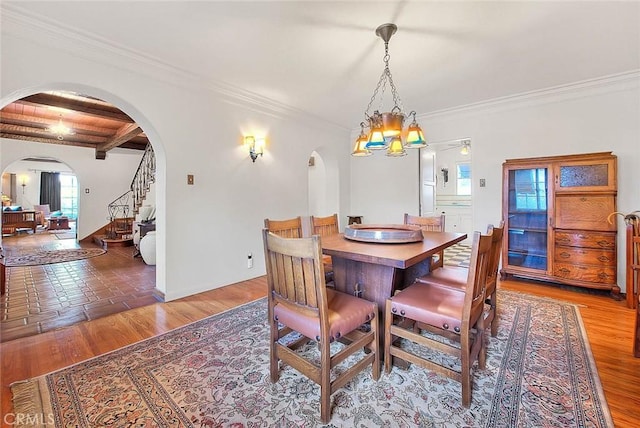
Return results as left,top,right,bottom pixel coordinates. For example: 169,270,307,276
441,167,449,184
19,175,28,194
244,136,265,163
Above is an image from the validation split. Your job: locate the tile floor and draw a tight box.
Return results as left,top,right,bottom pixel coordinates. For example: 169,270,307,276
1,224,158,342
444,243,471,267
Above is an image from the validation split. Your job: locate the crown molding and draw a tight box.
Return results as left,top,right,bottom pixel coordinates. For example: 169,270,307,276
1,4,348,133
420,70,640,121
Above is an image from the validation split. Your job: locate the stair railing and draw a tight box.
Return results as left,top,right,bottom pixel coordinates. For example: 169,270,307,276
106,191,132,239
131,144,156,213
104,143,156,240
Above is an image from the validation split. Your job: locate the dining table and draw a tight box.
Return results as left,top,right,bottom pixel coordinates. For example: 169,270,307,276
321,230,467,313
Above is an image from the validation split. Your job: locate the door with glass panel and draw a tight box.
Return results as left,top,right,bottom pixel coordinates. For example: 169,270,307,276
502,164,551,276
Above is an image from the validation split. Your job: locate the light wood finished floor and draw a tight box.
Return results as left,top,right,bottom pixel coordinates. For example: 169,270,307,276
1,276,638,427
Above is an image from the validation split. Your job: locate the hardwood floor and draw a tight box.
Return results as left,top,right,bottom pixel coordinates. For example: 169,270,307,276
1,276,638,427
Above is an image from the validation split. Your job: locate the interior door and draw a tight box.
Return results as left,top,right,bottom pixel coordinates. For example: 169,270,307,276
420,151,436,216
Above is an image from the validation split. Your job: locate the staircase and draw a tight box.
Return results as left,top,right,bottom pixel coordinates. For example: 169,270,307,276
92,144,156,249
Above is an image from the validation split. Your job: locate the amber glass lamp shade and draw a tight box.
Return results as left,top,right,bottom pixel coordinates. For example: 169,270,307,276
405,123,426,148
352,132,372,157
366,123,388,150
386,136,407,157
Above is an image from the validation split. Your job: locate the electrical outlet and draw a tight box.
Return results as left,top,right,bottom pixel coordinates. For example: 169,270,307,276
247,253,253,269
479,178,486,187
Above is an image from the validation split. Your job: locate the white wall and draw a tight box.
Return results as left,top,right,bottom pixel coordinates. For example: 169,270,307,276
351,73,640,292
1,24,350,300
350,151,421,224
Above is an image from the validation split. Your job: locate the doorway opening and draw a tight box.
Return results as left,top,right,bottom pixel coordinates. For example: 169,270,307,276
420,139,473,244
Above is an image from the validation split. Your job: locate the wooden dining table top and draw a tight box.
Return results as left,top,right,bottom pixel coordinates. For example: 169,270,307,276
321,231,467,269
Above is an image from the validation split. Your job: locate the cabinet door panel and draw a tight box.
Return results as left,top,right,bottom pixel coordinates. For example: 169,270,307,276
555,195,615,231
554,158,616,192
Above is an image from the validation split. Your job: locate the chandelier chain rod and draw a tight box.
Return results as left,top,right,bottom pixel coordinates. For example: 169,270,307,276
363,40,404,120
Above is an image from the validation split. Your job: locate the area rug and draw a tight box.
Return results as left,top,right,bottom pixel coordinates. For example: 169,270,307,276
50,229,77,240
11,291,613,427
3,248,106,267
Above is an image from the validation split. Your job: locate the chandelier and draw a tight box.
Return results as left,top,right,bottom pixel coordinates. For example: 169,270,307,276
47,115,75,140
352,23,426,158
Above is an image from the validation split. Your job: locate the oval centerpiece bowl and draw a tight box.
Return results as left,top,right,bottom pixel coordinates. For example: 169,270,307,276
344,224,424,243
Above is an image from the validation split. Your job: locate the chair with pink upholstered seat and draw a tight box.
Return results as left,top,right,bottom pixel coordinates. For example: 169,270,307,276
415,221,504,336
262,229,380,423
403,213,446,270
384,230,492,407
264,216,303,238
310,213,339,284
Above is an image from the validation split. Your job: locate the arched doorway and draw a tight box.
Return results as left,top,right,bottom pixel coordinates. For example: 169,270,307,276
0,85,166,340
307,148,340,223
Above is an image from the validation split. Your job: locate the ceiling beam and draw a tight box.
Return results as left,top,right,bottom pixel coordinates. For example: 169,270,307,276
0,133,96,149
96,122,143,152
1,123,107,144
0,112,119,137
19,94,133,122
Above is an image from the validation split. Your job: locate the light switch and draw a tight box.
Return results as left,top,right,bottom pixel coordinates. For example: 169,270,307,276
187,174,194,185
85,188,90,194
479,178,486,187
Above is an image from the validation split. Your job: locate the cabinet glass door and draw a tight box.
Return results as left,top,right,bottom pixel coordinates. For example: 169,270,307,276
507,168,548,271
554,157,616,192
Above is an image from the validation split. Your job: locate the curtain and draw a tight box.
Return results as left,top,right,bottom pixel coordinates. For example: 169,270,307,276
40,172,61,211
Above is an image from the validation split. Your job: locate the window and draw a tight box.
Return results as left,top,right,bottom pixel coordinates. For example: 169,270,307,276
59,174,78,219
456,163,471,196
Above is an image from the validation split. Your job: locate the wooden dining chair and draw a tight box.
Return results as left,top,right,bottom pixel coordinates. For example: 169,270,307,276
414,222,504,337
310,214,339,284
262,229,380,423
404,213,446,269
384,230,492,407
264,216,303,238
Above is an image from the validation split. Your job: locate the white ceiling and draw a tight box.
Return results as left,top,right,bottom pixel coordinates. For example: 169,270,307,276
4,1,639,129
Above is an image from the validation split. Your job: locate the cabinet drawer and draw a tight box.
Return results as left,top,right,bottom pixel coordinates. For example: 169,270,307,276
553,263,616,284
554,231,615,249
554,247,616,266
555,195,616,231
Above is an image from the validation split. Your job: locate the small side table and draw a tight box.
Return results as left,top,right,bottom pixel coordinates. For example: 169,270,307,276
48,217,70,230
347,216,363,225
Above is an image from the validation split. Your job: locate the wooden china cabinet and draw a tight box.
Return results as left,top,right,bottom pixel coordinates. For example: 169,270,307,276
501,152,619,297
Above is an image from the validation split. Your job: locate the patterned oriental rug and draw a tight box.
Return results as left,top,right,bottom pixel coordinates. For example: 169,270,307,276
11,291,613,427
3,248,106,267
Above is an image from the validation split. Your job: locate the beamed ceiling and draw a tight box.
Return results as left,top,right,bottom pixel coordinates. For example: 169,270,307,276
0,91,149,158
